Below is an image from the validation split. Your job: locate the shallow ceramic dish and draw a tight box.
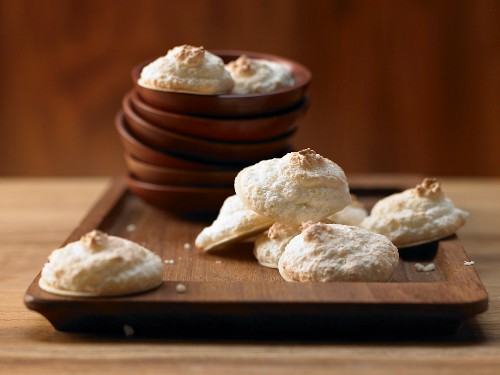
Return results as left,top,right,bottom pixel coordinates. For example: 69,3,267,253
122,106,295,165
132,50,311,117
127,90,308,142
115,112,239,170
126,174,234,213
124,153,238,186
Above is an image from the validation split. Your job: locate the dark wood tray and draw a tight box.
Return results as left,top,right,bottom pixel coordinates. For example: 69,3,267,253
24,175,489,337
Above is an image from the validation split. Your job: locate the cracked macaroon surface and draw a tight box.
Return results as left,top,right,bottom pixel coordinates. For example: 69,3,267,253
253,222,301,269
361,178,469,247
139,45,234,94
39,230,163,296
234,149,351,224
278,223,399,282
225,55,295,95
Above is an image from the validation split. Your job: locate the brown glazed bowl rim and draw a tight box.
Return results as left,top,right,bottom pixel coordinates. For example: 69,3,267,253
122,102,296,165
127,89,308,124
123,152,241,180
126,173,235,194
124,152,236,187
114,111,244,170
126,174,234,214
123,91,297,147
131,50,311,117
126,89,308,143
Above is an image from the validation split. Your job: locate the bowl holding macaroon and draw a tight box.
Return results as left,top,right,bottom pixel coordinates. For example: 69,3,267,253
132,45,311,117
116,44,312,213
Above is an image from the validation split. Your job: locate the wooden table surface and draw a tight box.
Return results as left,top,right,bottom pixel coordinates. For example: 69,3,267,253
1,177,499,374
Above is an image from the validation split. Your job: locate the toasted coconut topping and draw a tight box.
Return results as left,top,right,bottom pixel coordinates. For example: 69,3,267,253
414,178,443,199
289,148,324,169
302,222,334,242
227,55,258,76
81,230,108,252
171,45,205,66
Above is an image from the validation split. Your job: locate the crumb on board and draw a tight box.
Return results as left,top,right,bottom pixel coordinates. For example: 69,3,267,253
126,224,137,233
183,242,192,250
415,263,435,272
123,324,134,337
175,283,187,293
215,260,222,264
164,259,175,265
464,260,475,266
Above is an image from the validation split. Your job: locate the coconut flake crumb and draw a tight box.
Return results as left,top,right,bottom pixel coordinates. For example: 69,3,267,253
123,324,135,337
464,260,475,266
415,263,435,272
423,263,435,272
183,243,192,250
126,224,137,233
215,260,222,264
175,283,187,293
164,259,175,265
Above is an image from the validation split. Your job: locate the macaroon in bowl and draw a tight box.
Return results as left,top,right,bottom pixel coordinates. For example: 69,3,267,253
132,46,311,117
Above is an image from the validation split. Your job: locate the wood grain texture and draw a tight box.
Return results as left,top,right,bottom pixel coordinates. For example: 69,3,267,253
23,178,488,336
1,177,500,374
1,0,499,176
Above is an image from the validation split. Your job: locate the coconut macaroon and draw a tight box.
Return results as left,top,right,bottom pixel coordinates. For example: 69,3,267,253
361,178,469,247
138,45,234,94
195,195,273,251
234,149,351,224
39,230,163,297
328,195,368,227
253,222,301,269
225,55,295,95
278,222,399,282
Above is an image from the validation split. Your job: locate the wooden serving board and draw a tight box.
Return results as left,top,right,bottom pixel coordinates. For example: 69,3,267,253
24,176,488,337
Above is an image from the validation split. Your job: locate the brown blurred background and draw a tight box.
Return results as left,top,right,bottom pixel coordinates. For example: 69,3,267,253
1,0,499,177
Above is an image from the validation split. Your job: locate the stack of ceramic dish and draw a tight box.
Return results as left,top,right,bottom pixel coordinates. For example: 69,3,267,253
115,50,311,214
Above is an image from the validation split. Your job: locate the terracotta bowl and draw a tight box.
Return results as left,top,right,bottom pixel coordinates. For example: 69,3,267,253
122,105,295,165
127,89,308,142
126,174,233,214
124,153,238,186
115,112,241,170
132,50,311,117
